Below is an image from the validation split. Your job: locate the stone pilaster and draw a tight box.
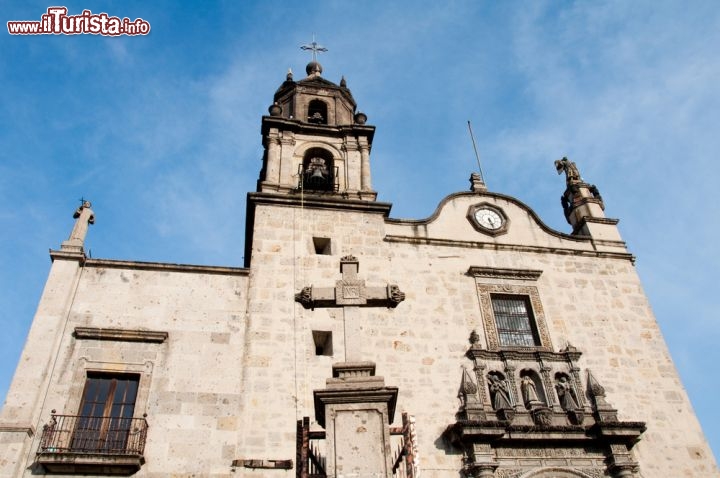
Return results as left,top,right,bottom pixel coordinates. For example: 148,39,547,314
314,362,398,478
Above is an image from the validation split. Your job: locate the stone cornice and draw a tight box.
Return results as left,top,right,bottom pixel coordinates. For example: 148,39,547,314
247,192,393,215
582,217,619,225
446,419,645,447
74,327,168,343
49,249,86,263
0,423,35,436
313,385,398,428
572,216,622,236
385,235,635,262
82,258,249,276
467,266,543,281
261,116,375,143
466,346,582,364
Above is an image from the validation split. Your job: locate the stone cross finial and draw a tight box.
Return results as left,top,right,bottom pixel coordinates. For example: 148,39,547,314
61,200,95,252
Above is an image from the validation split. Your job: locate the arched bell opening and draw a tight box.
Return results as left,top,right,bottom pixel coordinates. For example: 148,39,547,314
307,99,328,124
300,148,338,192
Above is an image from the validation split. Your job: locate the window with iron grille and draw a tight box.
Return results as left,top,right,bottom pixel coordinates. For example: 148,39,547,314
491,294,540,347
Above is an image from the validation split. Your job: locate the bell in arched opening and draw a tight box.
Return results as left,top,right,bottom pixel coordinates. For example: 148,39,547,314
307,99,327,124
300,148,337,192
306,157,329,184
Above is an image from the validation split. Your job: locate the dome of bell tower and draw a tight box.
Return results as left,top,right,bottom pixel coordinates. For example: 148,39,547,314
306,60,323,76
256,40,377,202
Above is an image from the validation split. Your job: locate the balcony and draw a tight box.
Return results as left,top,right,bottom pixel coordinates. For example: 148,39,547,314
36,411,148,475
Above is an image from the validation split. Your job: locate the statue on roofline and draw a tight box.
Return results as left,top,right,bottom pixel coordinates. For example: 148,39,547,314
554,156,581,185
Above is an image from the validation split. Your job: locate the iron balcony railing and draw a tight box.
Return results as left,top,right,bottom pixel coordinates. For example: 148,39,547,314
38,411,148,456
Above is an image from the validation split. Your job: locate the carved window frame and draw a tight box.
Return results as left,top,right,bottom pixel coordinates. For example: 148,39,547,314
64,328,164,418
67,358,154,419
477,283,552,352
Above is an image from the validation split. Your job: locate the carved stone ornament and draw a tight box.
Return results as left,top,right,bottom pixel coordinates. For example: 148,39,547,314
586,369,606,397
388,284,406,306
494,469,523,478
295,286,313,308
467,267,543,281
586,370,619,423
588,184,604,210
469,329,480,345
531,407,553,427
568,409,585,425
459,367,479,397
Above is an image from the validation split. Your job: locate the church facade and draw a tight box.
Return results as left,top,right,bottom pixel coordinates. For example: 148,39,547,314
0,58,717,478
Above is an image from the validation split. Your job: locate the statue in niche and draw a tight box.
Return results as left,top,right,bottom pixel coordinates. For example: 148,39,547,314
488,374,512,410
556,375,580,411
521,375,541,407
554,156,581,185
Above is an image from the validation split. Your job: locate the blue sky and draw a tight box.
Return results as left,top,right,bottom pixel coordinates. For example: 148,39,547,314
2,0,718,460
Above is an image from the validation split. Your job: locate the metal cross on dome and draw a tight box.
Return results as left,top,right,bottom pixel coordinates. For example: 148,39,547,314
300,35,328,62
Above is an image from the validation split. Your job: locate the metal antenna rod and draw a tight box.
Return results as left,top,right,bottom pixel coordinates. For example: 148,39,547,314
467,121,485,183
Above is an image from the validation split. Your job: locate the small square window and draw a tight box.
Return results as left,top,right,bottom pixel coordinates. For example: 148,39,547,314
313,237,332,255
312,330,333,356
490,294,541,347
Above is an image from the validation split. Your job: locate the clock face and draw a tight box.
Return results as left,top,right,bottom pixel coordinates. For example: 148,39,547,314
474,208,504,230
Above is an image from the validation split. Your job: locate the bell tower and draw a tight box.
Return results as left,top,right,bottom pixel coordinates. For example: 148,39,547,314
258,47,376,200
244,42,391,268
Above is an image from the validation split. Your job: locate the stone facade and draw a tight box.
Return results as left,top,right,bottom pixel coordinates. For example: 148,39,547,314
0,60,717,478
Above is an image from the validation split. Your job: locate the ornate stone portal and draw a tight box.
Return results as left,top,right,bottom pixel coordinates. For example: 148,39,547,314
296,256,405,478
444,338,645,478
